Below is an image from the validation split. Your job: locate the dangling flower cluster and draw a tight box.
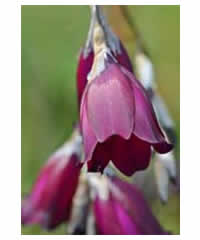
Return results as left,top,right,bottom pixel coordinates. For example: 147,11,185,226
22,5,174,234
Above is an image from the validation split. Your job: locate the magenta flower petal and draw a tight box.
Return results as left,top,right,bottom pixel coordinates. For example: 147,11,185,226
153,141,173,154
86,64,134,142
121,66,173,152
113,199,141,234
111,177,167,235
81,89,111,172
22,137,82,229
80,90,98,162
111,135,151,176
94,194,122,235
87,140,111,173
91,175,168,234
76,49,94,108
94,194,140,235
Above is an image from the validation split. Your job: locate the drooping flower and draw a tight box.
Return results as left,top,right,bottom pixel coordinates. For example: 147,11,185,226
80,22,173,176
21,129,83,229
88,173,167,235
76,5,133,108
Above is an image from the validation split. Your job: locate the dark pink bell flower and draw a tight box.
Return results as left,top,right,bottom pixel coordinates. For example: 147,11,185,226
21,130,83,229
80,60,172,176
76,5,133,108
89,174,167,235
80,19,172,176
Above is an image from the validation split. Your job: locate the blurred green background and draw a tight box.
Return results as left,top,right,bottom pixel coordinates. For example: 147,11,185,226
21,5,180,235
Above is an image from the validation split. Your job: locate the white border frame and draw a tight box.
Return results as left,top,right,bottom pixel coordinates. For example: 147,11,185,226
3,0,193,240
